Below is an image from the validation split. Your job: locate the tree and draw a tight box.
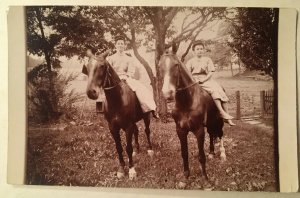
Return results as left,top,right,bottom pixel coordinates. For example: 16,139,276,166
26,6,104,121
229,8,279,78
87,6,228,115
27,6,230,116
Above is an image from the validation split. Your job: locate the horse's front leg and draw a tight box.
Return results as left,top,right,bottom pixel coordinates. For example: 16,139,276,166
125,124,136,180
143,113,154,157
219,138,226,162
176,124,190,179
194,125,209,182
109,124,125,179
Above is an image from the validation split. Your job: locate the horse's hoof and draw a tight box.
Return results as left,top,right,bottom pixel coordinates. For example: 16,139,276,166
184,171,190,179
132,151,137,157
129,167,137,180
117,166,125,179
178,181,187,189
203,183,213,191
147,150,154,158
220,153,227,162
208,153,214,159
117,171,125,179
202,178,211,188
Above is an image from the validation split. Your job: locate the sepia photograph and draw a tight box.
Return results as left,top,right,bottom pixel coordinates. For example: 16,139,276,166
25,6,279,191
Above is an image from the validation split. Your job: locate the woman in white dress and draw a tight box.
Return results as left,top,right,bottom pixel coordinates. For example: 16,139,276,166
106,35,159,119
186,41,235,126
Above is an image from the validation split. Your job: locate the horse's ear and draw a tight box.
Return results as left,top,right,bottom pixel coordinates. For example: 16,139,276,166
171,42,178,54
82,65,88,75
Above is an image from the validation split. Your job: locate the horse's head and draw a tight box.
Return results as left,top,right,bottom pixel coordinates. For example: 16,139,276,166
82,51,111,100
159,52,180,100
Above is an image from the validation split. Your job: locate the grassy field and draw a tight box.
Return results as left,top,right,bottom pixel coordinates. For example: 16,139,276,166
26,72,277,191
26,115,277,191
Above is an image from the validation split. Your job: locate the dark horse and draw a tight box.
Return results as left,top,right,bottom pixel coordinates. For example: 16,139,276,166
159,46,226,186
83,52,153,180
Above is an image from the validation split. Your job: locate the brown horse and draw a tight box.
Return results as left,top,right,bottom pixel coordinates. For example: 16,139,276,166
159,47,226,186
83,52,153,180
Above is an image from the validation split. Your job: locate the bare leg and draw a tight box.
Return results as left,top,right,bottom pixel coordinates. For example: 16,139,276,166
214,99,233,119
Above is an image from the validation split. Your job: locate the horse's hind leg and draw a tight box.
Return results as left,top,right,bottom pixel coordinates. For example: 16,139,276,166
109,124,125,179
208,134,215,159
132,124,139,157
125,124,137,180
219,138,226,162
143,113,154,157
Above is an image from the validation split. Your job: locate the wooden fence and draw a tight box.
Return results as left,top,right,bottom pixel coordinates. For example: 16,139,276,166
260,89,274,118
235,89,274,120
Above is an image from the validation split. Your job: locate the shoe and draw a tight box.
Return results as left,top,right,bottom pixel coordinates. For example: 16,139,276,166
152,111,160,119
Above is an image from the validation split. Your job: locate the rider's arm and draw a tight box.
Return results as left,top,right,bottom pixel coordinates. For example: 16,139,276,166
126,56,136,78
185,59,194,74
200,57,215,83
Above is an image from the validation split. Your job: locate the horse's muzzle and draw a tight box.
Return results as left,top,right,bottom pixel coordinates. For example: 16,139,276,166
87,89,99,100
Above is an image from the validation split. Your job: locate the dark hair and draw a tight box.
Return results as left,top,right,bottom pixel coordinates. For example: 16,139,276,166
114,35,126,43
192,40,205,51
85,45,97,54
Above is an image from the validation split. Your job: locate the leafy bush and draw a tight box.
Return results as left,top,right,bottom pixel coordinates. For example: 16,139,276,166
28,64,84,123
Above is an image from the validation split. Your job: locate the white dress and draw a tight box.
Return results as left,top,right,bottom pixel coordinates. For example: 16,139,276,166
186,56,229,102
106,53,157,112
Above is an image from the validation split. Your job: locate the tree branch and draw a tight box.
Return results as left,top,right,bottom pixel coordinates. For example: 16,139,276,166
129,27,156,90
163,7,179,31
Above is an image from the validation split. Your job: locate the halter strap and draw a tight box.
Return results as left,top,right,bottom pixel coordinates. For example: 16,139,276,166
176,81,198,92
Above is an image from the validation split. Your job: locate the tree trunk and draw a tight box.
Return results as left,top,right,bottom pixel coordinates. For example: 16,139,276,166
129,28,159,111
154,31,168,116
35,7,58,120
131,45,158,103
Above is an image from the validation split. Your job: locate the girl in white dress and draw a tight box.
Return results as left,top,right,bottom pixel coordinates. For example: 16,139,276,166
186,41,235,126
106,36,159,119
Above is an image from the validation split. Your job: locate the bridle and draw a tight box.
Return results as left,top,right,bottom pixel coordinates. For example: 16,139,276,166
101,62,121,90
175,63,198,92
162,54,198,92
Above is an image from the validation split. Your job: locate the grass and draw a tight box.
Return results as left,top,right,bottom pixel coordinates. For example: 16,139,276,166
26,74,277,191
26,114,277,191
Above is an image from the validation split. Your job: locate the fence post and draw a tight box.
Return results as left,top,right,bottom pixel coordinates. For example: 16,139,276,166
260,90,265,119
236,91,241,120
